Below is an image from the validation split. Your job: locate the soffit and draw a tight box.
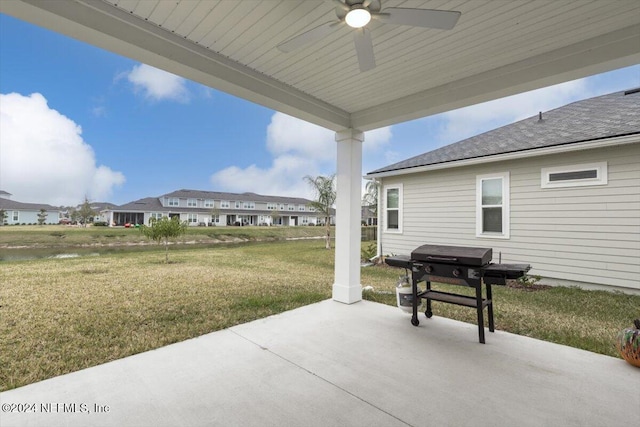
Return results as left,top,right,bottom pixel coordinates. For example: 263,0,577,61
2,0,639,131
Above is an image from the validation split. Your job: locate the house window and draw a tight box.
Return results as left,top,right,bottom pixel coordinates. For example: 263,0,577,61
150,213,163,221
298,205,305,211
288,204,295,211
243,202,255,209
187,214,198,223
235,201,241,209
220,200,230,209
541,162,607,188
168,198,179,207
308,206,315,212
12,211,19,222
267,203,276,210
187,198,197,207
279,204,285,210
384,184,402,233
211,214,219,224
476,172,510,239
204,199,214,208
301,216,309,224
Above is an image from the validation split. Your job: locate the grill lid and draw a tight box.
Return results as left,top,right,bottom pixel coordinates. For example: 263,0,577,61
411,244,492,266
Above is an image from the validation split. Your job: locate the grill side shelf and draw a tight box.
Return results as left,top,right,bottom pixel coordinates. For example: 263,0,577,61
418,289,491,309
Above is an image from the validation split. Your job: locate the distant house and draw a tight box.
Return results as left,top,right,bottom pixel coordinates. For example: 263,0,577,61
361,205,377,226
0,191,62,225
108,189,334,227
366,89,640,294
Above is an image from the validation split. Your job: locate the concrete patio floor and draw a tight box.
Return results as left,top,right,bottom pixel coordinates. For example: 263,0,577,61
2,299,638,427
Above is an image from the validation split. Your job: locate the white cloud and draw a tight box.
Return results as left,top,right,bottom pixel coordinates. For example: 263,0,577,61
211,155,319,199
212,113,392,197
0,92,125,206
266,112,335,160
125,64,190,102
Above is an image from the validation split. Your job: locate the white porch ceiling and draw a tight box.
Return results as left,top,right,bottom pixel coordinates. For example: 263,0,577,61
2,0,639,132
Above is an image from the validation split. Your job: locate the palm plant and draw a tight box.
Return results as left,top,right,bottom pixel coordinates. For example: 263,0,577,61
304,174,336,249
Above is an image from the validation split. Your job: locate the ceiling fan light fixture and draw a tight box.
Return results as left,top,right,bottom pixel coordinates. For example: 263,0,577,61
345,6,371,28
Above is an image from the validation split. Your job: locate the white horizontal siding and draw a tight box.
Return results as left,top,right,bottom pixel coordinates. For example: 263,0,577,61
380,142,640,291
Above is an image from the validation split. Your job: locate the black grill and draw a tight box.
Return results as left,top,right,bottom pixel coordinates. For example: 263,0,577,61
386,244,530,343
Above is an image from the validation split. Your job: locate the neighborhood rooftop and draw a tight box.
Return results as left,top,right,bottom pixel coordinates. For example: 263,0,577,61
161,189,313,205
0,198,60,212
368,89,640,176
116,189,315,211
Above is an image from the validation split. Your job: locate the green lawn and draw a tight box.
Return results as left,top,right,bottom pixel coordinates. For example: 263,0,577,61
0,224,330,248
1,239,638,391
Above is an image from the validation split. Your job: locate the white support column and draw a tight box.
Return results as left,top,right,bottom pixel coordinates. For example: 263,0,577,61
333,128,364,304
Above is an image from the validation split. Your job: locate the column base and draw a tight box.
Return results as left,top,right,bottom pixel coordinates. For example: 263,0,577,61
332,283,363,304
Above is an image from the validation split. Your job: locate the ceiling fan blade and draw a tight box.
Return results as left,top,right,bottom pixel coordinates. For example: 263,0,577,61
376,8,461,30
277,21,339,53
353,28,376,72
331,0,349,11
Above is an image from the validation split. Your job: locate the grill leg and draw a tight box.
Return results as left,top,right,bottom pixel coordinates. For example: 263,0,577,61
475,284,485,344
486,283,494,332
425,281,432,318
411,275,419,326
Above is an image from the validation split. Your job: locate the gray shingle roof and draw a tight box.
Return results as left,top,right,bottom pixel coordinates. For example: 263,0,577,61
367,88,640,176
113,190,316,213
115,197,164,211
162,189,313,205
0,199,61,211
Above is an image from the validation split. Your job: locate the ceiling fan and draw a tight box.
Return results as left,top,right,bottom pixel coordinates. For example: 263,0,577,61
277,0,461,72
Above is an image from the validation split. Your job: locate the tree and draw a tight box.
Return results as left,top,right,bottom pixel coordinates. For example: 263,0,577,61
0,209,6,226
69,209,80,225
270,209,281,226
77,198,96,226
37,209,48,226
304,174,336,249
209,207,220,226
362,179,379,217
140,216,187,263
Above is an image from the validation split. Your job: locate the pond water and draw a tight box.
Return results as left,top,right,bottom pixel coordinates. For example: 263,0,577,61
0,244,225,262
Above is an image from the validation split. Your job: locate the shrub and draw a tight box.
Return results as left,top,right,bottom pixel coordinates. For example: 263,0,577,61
93,221,108,227
517,274,542,287
361,242,377,262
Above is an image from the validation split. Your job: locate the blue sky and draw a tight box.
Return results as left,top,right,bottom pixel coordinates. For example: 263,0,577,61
1,13,639,207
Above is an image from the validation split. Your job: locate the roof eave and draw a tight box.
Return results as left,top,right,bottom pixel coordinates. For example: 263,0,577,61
365,133,640,179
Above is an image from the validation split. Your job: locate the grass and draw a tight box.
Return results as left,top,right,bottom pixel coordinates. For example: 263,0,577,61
0,224,330,248
1,239,639,391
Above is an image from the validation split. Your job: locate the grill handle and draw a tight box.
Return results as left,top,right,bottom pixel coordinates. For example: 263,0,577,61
425,256,458,262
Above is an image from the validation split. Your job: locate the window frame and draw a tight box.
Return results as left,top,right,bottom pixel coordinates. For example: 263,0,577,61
476,172,510,239
220,200,230,209
383,183,403,234
204,199,214,208
187,213,198,223
167,198,179,207
187,198,197,207
541,162,608,189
